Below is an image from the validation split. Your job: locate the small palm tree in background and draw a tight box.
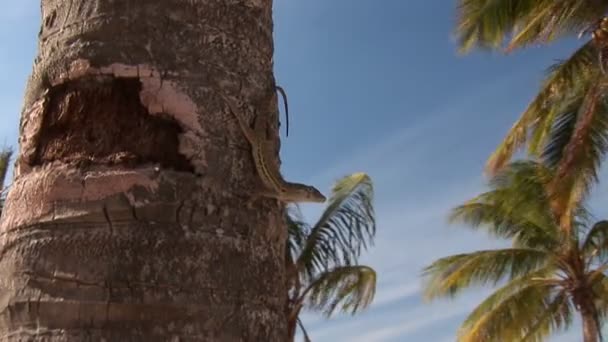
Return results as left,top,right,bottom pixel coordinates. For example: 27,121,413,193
454,0,608,231
285,172,377,341
423,161,608,342
0,148,12,216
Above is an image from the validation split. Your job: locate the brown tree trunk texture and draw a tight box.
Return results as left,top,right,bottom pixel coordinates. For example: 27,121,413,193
286,301,297,341
0,0,288,341
581,306,600,342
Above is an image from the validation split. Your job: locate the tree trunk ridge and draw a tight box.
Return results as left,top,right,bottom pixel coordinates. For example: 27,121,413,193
0,0,287,341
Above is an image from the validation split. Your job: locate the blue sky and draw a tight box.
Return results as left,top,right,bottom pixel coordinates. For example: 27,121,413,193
1,1,606,341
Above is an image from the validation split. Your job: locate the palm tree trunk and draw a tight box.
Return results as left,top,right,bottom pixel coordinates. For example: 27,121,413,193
287,314,298,342
581,304,600,342
0,0,287,340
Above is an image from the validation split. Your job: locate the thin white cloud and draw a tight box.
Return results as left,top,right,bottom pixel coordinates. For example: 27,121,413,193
348,306,469,342
371,281,419,309
308,289,485,342
306,68,526,189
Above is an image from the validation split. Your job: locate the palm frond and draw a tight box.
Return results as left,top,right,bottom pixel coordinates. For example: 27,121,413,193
456,0,606,54
451,161,561,249
541,93,587,169
505,1,601,52
591,273,608,321
422,248,551,301
519,290,573,341
450,199,558,250
303,265,376,318
455,267,569,342
459,285,570,342
541,78,608,230
583,220,608,262
297,318,312,342
286,206,311,261
297,173,375,278
486,42,597,174
456,0,552,53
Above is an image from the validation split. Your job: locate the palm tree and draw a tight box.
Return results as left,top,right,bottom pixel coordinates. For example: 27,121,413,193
454,0,608,230
2,1,304,340
423,161,608,342
0,148,12,216
285,173,377,341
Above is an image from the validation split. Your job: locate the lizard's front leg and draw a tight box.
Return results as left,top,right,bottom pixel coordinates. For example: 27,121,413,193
246,186,281,209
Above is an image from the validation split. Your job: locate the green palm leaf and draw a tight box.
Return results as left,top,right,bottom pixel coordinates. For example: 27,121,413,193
486,42,597,174
456,0,607,54
451,161,560,249
450,199,558,250
591,273,608,320
297,318,312,342
422,248,551,300
505,1,600,52
286,206,311,261
461,285,570,342
583,220,608,262
303,265,376,318
520,290,573,342
297,173,375,279
456,271,569,342
540,79,608,229
423,156,606,341
456,0,552,53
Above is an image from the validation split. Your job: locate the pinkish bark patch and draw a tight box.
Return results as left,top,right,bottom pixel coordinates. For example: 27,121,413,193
0,163,161,231
48,59,205,170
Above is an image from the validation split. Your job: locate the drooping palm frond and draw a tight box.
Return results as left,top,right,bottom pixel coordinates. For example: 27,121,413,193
450,199,559,250
540,79,608,231
456,0,553,53
456,0,607,54
504,1,602,52
451,161,560,248
286,206,310,261
519,290,574,342
297,173,375,279
296,318,312,342
456,273,570,342
302,265,376,318
582,220,608,262
422,248,551,300
591,273,608,321
486,42,598,174
462,286,571,342
286,174,378,342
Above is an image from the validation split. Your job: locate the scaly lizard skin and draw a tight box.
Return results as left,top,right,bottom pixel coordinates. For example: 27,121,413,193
221,95,326,204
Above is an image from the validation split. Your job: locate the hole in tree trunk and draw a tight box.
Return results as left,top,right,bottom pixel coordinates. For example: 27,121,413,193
32,77,194,173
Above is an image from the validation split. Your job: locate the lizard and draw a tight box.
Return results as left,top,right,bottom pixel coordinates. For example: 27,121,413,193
220,94,326,205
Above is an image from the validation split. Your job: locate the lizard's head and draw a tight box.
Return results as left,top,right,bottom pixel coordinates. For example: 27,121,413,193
283,184,326,203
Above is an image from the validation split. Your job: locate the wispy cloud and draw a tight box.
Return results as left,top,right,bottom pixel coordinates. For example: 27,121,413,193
348,305,470,342
296,73,523,341
308,288,487,342
371,280,419,309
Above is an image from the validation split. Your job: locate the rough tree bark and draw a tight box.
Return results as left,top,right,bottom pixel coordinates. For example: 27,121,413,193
0,0,288,340
580,304,600,342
